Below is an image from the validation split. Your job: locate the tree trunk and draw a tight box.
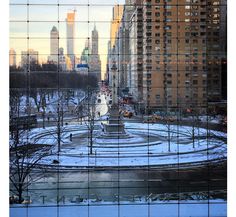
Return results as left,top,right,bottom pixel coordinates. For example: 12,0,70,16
192,125,195,149
168,123,171,152
42,110,45,129
90,130,93,155
18,184,23,204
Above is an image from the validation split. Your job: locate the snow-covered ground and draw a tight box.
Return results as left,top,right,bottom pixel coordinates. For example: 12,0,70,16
17,121,227,168
182,115,224,124
10,91,226,168
12,89,86,116
95,93,108,117
10,200,226,217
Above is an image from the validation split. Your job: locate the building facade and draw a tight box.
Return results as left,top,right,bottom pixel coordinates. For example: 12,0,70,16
21,49,39,67
58,47,67,71
49,26,59,64
141,0,224,113
66,10,76,69
9,48,16,67
90,25,101,81
128,1,143,102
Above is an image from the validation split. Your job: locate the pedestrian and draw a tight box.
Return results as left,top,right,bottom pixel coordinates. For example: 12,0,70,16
47,116,50,122
70,133,73,141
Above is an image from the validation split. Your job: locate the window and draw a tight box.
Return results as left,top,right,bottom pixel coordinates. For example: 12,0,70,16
165,25,172,30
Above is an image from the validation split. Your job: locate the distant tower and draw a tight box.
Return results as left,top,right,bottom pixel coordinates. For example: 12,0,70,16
66,10,76,69
21,49,38,67
81,39,90,64
50,26,59,63
9,48,16,67
90,24,101,81
92,24,98,55
58,47,67,71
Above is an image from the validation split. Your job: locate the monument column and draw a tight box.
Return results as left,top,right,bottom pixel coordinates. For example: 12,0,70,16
111,61,118,105
102,60,126,137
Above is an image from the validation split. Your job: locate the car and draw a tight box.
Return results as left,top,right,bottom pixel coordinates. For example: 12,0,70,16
143,116,156,123
163,116,176,122
123,111,133,118
152,115,162,121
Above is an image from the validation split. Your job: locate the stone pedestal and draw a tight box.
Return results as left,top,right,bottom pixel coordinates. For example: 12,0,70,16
103,104,127,138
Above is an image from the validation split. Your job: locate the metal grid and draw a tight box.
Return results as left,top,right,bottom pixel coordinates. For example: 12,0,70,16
9,0,227,217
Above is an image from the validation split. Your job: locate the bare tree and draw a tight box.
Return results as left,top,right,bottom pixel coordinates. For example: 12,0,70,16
10,139,50,203
84,88,97,155
186,109,201,149
51,95,68,153
31,89,41,113
10,89,22,141
76,103,84,124
165,119,175,152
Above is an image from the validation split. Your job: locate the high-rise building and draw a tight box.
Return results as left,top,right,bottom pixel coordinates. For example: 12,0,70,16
207,0,227,103
92,25,99,56
58,47,67,71
107,0,138,94
49,26,59,63
128,1,143,101
108,5,124,90
66,10,76,69
119,1,136,90
21,49,39,67
220,0,227,100
140,0,224,114
110,5,124,47
81,39,90,64
9,48,16,67
90,25,101,81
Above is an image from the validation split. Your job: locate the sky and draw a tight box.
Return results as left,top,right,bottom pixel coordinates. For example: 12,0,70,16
9,0,126,79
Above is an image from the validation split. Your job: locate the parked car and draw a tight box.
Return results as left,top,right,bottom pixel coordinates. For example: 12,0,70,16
143,116,156,123
123,111,133,118
152,115,162,121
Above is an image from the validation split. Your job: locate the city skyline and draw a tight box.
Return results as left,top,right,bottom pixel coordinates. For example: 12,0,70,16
10,0,126,79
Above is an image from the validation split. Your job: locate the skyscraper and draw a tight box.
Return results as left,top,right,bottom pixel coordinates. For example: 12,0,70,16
58,47,67,71
92,25,98,56
50,26,59,63
66,10,76,69
140,0,224,113
81,39,90,64
21,49,38,67
110,5,124,47
9,48,16,67
90,25,101,81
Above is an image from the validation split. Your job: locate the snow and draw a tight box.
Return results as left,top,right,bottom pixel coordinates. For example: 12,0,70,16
95,93,108,117
182,115,224,124
12,89,86,117
10,93,227,168
22,122,227,168
10,200,226,217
